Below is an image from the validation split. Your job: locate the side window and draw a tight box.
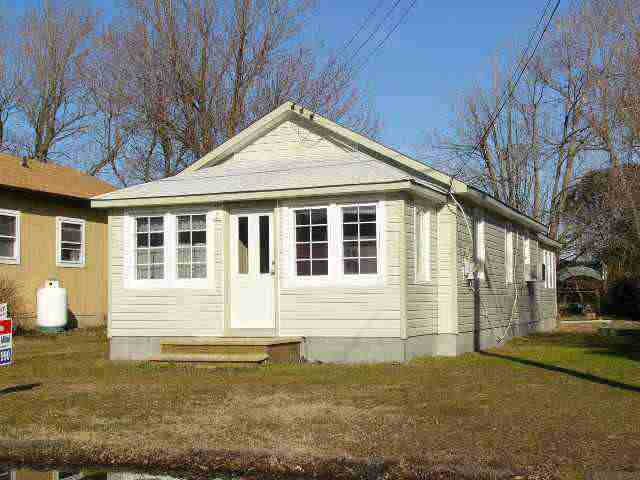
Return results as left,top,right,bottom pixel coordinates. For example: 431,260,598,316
342,205,377,275
475,212,486,279
505,225,514,284
135,216,164,280
0,210,20,263
176,214,207,279
57,217,85,267
295,208,328,276
415,206,431,282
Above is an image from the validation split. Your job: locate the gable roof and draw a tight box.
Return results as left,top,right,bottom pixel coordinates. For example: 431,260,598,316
0,154,115,199
180,101,467,192
91,101,554,238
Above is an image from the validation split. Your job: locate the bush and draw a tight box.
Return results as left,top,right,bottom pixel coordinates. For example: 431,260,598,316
602,278,640,319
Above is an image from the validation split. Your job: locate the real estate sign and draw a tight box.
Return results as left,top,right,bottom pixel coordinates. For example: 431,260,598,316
0,303,11,366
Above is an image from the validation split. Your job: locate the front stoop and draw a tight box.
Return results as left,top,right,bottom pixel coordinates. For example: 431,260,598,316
151,337,303,365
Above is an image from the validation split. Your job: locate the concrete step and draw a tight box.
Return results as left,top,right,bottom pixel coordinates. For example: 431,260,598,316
150,352,270,364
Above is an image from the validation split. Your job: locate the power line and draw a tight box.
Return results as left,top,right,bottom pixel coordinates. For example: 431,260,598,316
349,0,419,78
341,0,389,53
292,0,413,114
447,0,562,192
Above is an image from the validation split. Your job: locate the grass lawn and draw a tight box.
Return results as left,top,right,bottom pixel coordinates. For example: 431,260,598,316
0,329,639,479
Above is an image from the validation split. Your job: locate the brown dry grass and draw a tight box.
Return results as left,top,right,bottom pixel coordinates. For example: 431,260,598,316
0,329,639,479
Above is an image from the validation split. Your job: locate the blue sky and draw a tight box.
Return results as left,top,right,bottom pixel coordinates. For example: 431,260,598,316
301,1,564,157
4,0,563,162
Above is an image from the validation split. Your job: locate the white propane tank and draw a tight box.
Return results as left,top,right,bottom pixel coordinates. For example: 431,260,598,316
36,279,68,332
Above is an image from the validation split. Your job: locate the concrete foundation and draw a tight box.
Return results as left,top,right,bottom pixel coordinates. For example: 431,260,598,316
109,320,549,362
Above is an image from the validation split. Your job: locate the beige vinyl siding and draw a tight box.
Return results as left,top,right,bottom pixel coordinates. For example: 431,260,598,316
200,120,364,177
277,193,403,338
406,197,439,337
455,202,557,335
108,207,225,337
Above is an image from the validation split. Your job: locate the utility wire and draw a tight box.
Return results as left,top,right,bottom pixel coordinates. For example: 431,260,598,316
292,0,415,115
349,0,419,78
447,0,561,193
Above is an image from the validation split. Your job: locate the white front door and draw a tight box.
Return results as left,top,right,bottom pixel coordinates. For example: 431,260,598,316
229,210,275,331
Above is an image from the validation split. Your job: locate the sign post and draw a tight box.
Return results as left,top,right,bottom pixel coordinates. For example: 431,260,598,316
0,303,12,366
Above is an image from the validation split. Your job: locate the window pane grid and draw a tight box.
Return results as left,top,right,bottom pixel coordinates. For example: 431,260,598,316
59,221,83,263
342,205,377,275
0,214,17,258
136,216,164,280
176,214,206,279
295,208,328,276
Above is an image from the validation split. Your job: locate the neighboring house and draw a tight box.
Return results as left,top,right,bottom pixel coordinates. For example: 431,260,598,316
92,102,560,363
0,154,115,328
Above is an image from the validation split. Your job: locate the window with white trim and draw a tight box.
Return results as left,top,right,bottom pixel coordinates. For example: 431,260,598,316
295,208,328,276
475,212,486,279
342,205,377,275
0,210,19,263
523,234,530,266
135,216,165,280
505,225,514,284
289,202,382,282
415,206,431,282
543,249,556,289
176,214,207,279
56,217,85,267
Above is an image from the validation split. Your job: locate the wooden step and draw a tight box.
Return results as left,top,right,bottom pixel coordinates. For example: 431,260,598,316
150,353,270,364
159,337,302,363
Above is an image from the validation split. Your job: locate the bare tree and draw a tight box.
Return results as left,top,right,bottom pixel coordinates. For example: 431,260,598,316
16,1,98,162
88,0,378,183
0,30,20,150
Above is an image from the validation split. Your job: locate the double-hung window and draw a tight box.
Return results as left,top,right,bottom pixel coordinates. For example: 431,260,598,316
505,225,514,284
135,216,165,280
342,205,377,275
415,206,431,282
0,210,19,264
56,217,86,267
295,208,328,276
176,214,207,279
290,202,382,283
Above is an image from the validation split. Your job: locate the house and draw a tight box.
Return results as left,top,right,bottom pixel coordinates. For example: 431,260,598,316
92,102,559,363
0,154,115,329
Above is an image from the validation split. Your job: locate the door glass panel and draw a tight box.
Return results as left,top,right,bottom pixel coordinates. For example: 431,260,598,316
259,215,270,274
238,216,248,274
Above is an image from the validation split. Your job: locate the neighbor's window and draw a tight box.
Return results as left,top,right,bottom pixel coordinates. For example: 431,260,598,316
56,217,85,267
177,214,207,279
0,210,19,263
415,206,431,282
342,205,377,275
295,208,328,276
136,216,164,280
505,225,514,284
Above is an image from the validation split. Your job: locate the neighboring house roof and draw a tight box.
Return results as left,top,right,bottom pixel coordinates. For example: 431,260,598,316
558,266,603,283
0,154,115,199
91,100,557,244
